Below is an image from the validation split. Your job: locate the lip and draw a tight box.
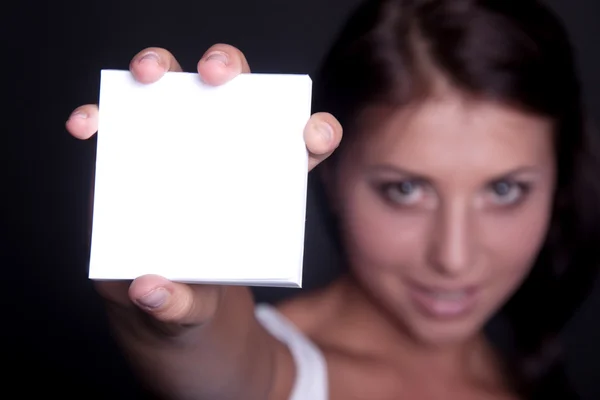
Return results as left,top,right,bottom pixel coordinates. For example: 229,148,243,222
406,280,479,319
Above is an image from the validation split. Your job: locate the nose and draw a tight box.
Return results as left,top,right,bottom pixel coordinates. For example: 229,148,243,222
428,200,475,277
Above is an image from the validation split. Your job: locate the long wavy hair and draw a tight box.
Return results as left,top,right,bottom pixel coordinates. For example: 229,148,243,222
310,0,600,397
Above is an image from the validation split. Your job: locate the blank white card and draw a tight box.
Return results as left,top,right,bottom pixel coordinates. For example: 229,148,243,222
89,70,312,287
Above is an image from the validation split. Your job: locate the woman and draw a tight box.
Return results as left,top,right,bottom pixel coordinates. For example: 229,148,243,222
66,0,600,399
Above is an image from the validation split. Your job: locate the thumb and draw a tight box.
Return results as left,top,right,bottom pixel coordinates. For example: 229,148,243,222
129,275,224,327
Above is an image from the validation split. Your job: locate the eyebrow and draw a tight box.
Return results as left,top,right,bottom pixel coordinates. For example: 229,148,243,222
365,164,542,181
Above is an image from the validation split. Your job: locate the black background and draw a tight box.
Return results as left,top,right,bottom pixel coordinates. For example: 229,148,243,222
4,0,600,398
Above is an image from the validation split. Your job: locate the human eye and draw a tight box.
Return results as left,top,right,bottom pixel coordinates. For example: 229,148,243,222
378,180,426,206
487,179,531,207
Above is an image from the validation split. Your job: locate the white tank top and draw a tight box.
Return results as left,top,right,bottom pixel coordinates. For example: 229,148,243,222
255,304,329,400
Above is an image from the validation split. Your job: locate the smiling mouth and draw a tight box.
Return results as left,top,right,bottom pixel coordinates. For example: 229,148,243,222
407,281,479,319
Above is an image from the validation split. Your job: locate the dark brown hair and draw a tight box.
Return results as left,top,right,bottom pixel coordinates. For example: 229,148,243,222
311,0,600,397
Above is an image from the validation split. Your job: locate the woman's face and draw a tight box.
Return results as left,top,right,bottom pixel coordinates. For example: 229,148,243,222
329,93,556,346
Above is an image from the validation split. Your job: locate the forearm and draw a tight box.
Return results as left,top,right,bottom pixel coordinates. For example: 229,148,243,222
106,287,276,400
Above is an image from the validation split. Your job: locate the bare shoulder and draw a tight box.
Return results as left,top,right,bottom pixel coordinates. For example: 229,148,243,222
274,286,339,335
262,286,339,400
273,286,402,399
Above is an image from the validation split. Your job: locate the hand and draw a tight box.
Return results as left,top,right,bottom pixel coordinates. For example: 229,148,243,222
65,44,343,339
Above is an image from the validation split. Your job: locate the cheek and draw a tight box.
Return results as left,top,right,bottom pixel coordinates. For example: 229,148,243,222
489,198,552,262
337,184,425,273
479,198,554,299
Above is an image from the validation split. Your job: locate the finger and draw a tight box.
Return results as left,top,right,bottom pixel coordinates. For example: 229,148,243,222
304,112,343,171
129,47,183,84
128,275,223,326
197,43,251,86
65,104,99,140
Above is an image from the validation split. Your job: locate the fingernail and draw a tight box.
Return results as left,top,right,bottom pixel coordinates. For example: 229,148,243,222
139,51,160,65
70,110,87,119
205,51,228,66
317,123,333,143
138,288,169,309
